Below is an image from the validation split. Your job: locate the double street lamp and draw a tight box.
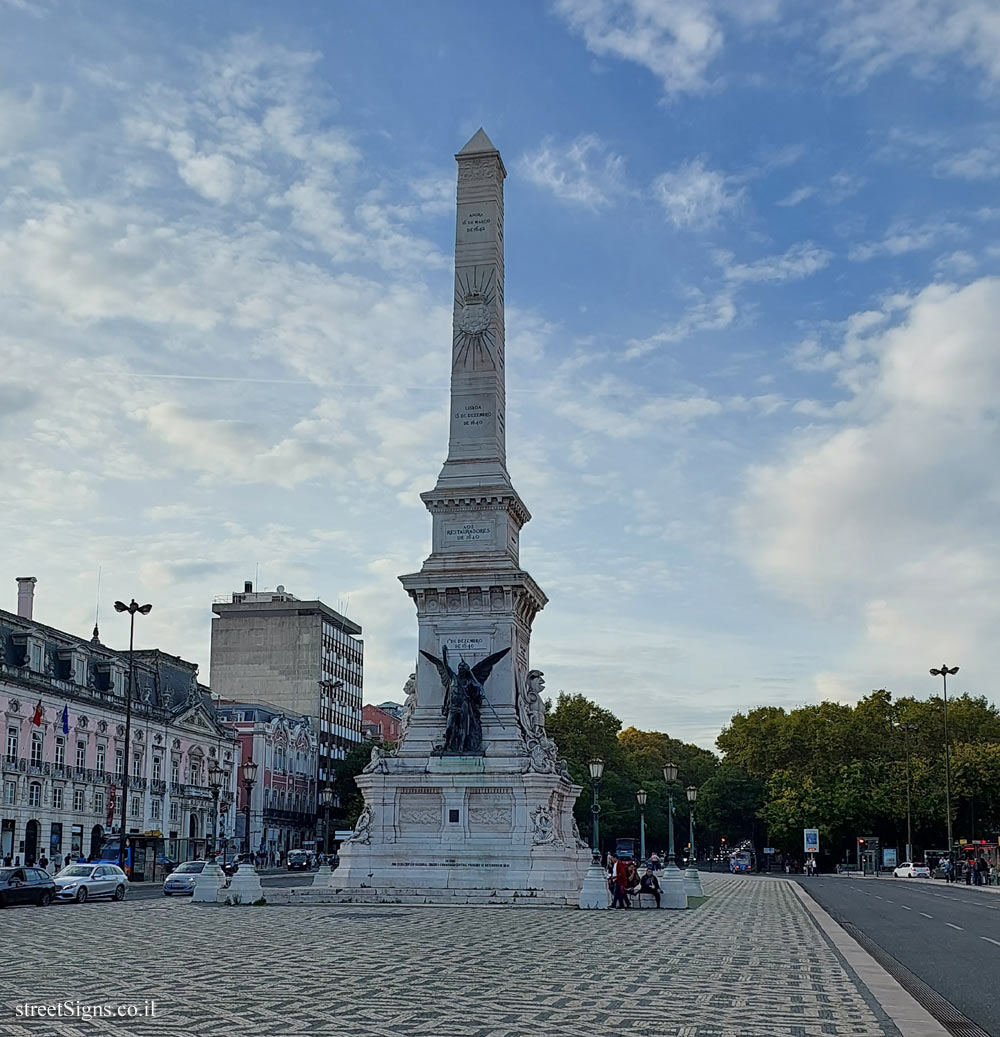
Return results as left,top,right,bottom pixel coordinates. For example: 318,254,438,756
113,598,152,872
241,758,258,858
929,664,958,856
588,758,604,865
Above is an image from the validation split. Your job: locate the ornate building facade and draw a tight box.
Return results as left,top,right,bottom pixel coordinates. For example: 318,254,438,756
214,701,318,858
0,579,240,875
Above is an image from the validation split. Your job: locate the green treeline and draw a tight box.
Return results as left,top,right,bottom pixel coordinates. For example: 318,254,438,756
547,689,1000,861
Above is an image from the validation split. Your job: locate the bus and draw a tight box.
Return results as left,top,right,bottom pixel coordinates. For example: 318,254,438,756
92,835,175,882
615,838,636,861
729,849,756,873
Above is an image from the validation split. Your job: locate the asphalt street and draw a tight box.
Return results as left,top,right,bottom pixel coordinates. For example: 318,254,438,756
799,875,1000,1035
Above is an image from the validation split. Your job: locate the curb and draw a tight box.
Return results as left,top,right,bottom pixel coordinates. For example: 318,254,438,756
790,881,949,1037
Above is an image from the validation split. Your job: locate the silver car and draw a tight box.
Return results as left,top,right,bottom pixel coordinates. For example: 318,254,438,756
54,863,129,903
163,860,205,895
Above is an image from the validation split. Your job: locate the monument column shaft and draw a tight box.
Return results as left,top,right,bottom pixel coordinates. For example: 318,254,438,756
446,138,507,471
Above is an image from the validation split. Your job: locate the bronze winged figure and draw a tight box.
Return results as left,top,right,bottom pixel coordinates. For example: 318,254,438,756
420,645,510,753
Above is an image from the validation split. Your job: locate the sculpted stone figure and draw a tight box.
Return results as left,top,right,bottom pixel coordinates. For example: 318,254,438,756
399,672,417,741
420,644,510,754
526,669,547,730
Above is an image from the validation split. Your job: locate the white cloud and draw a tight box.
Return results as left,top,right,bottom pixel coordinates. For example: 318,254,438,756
776,185,815,207
820,1,1000,88
721,241,832,284
934,142,1000,180
518,134,627,210
652,157,742,229
553,0,725,96
738,277,1000,682
625,289,737,358
849,219,964,261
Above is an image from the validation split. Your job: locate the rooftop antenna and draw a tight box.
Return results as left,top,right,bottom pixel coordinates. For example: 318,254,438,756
91,565,102,643
255,561,260,590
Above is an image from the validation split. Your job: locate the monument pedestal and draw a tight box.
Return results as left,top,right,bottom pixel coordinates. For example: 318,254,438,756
578,860,610,909
225,862,263,904
334,758,590,905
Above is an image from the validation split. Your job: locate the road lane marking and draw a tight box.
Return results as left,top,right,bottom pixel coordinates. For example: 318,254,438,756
920,912,933,918
873,895,883,900
900,905,911,910
982,937,1000,947
945,922,963,930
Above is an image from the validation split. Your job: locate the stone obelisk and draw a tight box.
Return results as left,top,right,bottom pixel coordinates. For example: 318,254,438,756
333,130,590,905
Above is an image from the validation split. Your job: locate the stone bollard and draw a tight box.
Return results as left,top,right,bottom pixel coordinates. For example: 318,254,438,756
225,859,263,905
192,860,224,903
659,863,689,909
684,863,704,899
578,859,610,909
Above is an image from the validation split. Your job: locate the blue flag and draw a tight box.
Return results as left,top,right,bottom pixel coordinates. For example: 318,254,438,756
61,704,69,735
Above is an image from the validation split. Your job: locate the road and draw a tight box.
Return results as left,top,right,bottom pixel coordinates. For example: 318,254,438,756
107,870,316,901
798,875,1000,1036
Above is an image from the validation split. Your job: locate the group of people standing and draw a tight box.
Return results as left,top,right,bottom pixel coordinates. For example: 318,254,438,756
606,854,663,908
943,856,996,885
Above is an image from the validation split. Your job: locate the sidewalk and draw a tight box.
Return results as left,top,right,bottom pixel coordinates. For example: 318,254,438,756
0,871,946,1036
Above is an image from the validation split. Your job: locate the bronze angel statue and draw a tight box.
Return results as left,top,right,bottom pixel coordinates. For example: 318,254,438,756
420,644,510,754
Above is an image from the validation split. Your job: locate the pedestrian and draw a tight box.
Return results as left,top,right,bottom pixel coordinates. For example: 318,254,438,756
964,859,972,885
3,854,11,867
611,856,629,909
39,853,48,872
977,856,988,886
64,853,71,868
14,855,20,866
639,868,662,908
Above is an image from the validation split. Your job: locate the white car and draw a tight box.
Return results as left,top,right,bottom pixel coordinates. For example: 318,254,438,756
893,861,931,878
54,863,130,902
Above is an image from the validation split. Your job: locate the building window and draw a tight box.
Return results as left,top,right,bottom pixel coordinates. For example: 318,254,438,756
130,797,141,818
49,822,62,855
6,727,17,762
96,744,106,772
133,752,143,778
3,780,15,805
115,748,124,776
30,732,43,766
52,786,63,810
94,791,104,814
29,782,41,807
169,802,179,823
171,759,179,784
73,788,84,811
150,799,161,820
30,642,43,672
76,741,87,770
54,737,65,767
152,756,161,781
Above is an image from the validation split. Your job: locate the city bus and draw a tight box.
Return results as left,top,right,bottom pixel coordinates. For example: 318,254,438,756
91,835,174,882
729,849,756,873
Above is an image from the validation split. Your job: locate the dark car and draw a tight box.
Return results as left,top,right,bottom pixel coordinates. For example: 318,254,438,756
0,866,57,907
287,850,310,871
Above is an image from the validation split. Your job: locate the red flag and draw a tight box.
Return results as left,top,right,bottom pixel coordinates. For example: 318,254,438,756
31,700,43,726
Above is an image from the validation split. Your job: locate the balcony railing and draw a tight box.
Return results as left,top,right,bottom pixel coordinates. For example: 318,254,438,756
129,776,146,791
150,779,167,795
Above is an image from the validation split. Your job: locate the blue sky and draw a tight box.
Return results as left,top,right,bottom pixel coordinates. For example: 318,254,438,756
2,0,999,747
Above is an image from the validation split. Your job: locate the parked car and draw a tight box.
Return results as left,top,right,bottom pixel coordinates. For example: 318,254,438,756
53,863,129,903
0,866,57,907
893,861,931,878
163,860,206,895
287,850,311,871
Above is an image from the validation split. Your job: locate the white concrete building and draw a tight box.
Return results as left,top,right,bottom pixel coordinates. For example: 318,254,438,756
210,583,363,785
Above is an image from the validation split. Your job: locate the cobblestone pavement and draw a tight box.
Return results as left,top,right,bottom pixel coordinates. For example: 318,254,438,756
0,873,902,1037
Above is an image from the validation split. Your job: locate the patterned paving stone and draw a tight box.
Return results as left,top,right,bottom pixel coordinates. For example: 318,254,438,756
0,874,901,1037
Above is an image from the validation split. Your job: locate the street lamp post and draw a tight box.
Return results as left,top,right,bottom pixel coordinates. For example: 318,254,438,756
930,665,958,857
662,762,678,866
659,762,689,908
588,758,604,864
241,758,258,858
636,788,647,865
578,757,609,909
319,785,335,858
112,598,151,872
207,759,224,857
684,785,704,897
896,722,916,863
